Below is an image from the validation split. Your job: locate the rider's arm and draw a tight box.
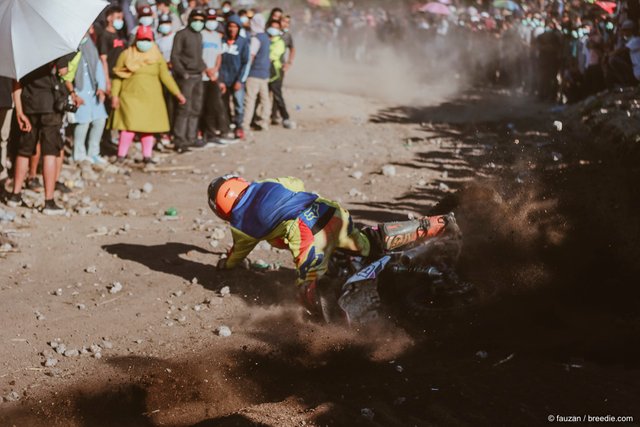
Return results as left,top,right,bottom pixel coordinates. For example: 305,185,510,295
224,227,259,268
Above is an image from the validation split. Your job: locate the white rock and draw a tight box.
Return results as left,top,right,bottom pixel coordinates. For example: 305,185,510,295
44,358,58,367
553,120,563,131
351,171,363,180
101,340,113,349
127,189,142,200
55,344,67,355
142,182,154,194
76,303,86,310
217,325,232,337
210,228,226,240
94,352,102,359
5,391,20,402
361,408,375,421
108,282,123,294
64,349,79,357
85,266,97,274
382,165,396,177
220,286,230,297
54,288,63,296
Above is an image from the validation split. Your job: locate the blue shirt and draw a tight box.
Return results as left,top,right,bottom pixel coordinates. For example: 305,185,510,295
230,181,318,239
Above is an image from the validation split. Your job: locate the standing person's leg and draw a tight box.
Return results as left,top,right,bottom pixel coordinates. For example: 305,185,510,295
256,78,271,130
139,133,155,161
210,82,231,136
241,78,259,132
269,76,289,122
28,143,41,183
186,80,205,145
39,112,65,213
0,108,9,182
73,122,90,162
201,81,215,141
233,85,245,138
117,130,136,159
87,118,107,161
173,77,196,150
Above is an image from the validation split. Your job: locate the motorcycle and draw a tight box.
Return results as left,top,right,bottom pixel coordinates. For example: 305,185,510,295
318,213,476,325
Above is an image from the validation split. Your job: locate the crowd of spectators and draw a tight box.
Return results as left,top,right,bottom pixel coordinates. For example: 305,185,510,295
0,1,297,214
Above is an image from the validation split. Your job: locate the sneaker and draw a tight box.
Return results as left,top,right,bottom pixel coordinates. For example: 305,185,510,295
271,118,281,126
42,199,65,216
55,181,72,194
206,137,238,147
26,177,43,192
114,156,126,165
175,145,191,154
283,119,297,130
234,128,245,140
192,139,207,149
5,192,23,208
92,156,108,165
143,157,157,165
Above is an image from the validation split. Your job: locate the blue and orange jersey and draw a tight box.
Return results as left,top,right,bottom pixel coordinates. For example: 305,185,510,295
230,180,318,240
225,177,317,267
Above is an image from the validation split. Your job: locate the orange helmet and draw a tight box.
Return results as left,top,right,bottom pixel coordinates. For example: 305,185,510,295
208,175,249,220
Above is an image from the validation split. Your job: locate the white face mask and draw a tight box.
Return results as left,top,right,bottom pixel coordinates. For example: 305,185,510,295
205,20,219,31
139,16,153,27
222,6,231,13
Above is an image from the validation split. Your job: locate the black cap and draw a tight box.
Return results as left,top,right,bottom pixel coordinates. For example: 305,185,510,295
189,8,206,21
158,13,172,24
138,5,153,17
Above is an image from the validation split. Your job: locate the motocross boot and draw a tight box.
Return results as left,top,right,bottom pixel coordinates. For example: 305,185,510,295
378,213,459,252
299,279,346,324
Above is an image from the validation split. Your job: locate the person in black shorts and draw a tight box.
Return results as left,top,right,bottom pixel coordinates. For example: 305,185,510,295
5,56,71,215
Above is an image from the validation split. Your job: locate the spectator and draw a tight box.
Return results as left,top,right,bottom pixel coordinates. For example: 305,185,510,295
220,1,234,20
157,14,177,63
267,20,295,130
242,14,272,133
271,14,295,126
201,8,234,145
607,20,640,87
110,25,186,163
0,77,12,184
65,31,109,165
171,8,207,152
155,0,184,33
5,57,71,214
219,14,250,140
98,5,127,95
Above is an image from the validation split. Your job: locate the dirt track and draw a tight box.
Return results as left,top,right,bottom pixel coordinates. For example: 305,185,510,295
1,85,639,426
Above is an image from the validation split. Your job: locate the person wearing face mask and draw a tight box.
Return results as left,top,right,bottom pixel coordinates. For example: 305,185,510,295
63,29,109,165
110,26,186,164
170,9,208,152
219,15,250,140
267,20,295,130
201,8,234,145
155,0,184,33
242,14,271,134
156,13,178,135
237,9,250,38
137,5,155,30
98,6,128,95
271,14,295,126
220,1,234,20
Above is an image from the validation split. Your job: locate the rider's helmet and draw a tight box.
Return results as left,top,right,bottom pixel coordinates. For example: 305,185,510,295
208,175,250,220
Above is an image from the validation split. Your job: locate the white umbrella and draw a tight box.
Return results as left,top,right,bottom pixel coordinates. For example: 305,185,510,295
0,0,108,80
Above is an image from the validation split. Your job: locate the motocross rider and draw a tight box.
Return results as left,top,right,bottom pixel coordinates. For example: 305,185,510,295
208,175,450,317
